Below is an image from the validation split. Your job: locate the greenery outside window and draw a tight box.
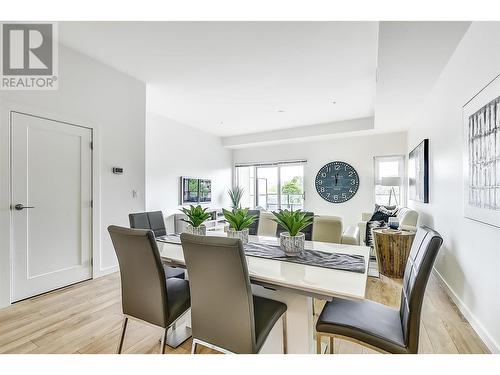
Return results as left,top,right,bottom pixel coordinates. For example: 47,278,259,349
235,161,306,211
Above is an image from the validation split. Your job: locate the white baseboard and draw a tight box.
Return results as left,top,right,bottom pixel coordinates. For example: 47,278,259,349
432,267,500,354
94,265,118,279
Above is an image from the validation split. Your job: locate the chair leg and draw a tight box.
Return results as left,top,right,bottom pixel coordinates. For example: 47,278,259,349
191,339,198,354
316,333,322,354
117,317,128,354
329,336,334,354
282,312,288,354
160,328,168,354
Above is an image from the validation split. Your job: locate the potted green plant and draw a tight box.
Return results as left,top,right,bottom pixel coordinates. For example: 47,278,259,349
180,205,212,235
271,209,313,256
222,208,257,244
227,186,244,210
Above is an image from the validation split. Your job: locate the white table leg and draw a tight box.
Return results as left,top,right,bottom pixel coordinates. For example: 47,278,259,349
252,284,313,354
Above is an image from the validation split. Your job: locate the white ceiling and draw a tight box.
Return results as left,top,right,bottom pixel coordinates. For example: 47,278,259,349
59,22,379,137
59,21,470,143
375,21,470,132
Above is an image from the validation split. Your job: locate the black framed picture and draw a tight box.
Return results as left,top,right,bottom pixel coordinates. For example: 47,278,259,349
408,139,429,203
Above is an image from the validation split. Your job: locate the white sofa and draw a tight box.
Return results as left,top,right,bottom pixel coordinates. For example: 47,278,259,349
258,212,360,245
358,207,418,245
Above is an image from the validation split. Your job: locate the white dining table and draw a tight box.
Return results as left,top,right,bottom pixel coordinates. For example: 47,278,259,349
157,233,370,354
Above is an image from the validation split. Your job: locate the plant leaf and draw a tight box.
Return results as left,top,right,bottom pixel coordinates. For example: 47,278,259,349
271,209,312,236
179,204,211,228
223,207,256,231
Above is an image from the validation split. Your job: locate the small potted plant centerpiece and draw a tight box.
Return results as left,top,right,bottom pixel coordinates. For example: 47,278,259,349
271,209,313,256
222,208,257,244
180,205,212,236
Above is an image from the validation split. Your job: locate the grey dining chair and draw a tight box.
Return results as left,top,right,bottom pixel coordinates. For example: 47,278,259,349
315,225,443,354
108,225,191,354
129,211,185,280
180,233,288,354
247,210,260,235
129,211,167,237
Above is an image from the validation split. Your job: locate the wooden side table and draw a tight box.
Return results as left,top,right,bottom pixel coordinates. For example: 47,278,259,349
372,228,416,278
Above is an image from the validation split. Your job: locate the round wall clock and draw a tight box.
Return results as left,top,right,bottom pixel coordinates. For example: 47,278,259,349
315,161,359,203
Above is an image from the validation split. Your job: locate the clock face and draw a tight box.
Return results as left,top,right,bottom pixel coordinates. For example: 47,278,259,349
315,161,359,203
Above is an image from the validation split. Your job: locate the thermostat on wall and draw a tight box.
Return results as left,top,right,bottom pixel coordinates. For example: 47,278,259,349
112,167,123,174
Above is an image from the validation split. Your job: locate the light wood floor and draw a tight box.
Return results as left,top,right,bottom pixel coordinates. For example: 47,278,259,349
0,272,489,354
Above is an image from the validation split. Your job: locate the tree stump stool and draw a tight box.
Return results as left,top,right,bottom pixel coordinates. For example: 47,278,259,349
372,229,416,279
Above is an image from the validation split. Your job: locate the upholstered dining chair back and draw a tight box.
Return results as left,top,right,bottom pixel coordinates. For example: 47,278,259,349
108,225,170,328
247,210,261,235
147,211,167,237
129,211,167,237
180,233,257,353
312,215,343,243
128,212,150,230
399,225,443,353
258,211,278,236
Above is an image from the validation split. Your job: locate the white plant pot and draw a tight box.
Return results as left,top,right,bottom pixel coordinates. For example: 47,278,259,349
227,228,249,244
280,232,305,257
185,224,206,236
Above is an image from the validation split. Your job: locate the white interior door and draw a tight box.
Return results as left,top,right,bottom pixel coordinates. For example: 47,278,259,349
11,112,92,302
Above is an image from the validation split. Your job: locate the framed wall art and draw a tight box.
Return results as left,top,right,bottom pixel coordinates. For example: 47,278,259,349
409,139,429,203
463,74,500,227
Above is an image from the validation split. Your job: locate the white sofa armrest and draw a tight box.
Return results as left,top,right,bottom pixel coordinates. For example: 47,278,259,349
341,225,360,246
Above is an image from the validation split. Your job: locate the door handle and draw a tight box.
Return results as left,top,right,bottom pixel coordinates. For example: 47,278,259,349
14,204,35,210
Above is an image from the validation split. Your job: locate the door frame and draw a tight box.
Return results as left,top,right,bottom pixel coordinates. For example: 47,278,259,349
0,101,102,307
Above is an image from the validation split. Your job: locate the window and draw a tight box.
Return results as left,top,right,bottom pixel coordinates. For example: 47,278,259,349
235,161,305,211
374,155,405,206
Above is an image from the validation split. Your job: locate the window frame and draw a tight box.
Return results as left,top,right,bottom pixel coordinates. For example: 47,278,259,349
234,160,306,211
373,155,406,206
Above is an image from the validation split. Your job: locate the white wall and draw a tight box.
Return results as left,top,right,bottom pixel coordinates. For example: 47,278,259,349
406,22,500,352
232,131,407,229
145,112,232,232
0,45,146,307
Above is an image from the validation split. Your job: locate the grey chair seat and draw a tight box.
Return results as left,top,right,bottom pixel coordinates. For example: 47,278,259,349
253,296,287,352
316,297,406,353
165,277,191,326
163,264,185,280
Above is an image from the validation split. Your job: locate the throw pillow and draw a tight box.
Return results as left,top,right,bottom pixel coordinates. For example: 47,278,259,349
365,205,399,246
